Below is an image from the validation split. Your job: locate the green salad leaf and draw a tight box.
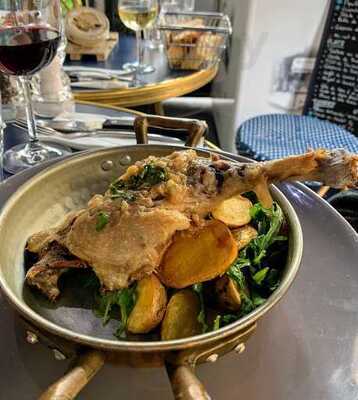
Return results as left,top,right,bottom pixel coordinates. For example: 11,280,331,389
212,314,239,330
227,263,255,316
94,285,137,338
192,283,208,333
213,315,221,331
226,201,288,319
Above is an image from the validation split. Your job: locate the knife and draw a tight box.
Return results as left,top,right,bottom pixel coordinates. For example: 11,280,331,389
68,71,134,82
64,66,133,77
70,80,130,89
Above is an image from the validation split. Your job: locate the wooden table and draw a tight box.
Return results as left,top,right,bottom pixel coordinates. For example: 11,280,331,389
66,35,218,108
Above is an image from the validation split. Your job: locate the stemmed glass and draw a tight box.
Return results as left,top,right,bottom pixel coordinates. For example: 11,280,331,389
118,0,158,77
0,0,71,174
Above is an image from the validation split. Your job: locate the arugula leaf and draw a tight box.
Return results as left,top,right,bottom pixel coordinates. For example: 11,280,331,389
265,269,281,291
227,263,255,315
192,283,208,333
221,314,239,325
252,267,269,285
114,287,137,338
96,211,110,231
93,286,137,338
213,314,239,330
224,201,287,320
93,291,118,325
251,291,267,307
236,202,286,272
213,315,221,331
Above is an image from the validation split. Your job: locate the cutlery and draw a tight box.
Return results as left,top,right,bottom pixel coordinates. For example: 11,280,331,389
37,116,135,133
12,120,182,144
68,71,134,82
70,80,130,89
63,66,133,77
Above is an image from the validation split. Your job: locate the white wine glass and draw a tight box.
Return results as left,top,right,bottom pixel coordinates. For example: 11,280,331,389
0,0,71,174
118,0,158,77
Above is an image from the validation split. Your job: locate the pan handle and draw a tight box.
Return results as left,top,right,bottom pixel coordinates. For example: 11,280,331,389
166,363,211,400
38,350,105,400
133,114,208,147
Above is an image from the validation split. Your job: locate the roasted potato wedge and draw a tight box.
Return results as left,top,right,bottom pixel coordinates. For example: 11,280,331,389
127,274,167,334
231,225,258,250
161,290,202,340
214,275,241,311
158,220,238,288
212,195,253,227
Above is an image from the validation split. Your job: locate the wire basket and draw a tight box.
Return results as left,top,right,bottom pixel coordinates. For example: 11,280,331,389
157,11,232,71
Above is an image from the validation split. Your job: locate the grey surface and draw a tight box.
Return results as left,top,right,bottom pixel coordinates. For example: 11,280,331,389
0,163,357,399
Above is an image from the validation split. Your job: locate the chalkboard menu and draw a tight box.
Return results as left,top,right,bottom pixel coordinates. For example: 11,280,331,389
304,0,358,136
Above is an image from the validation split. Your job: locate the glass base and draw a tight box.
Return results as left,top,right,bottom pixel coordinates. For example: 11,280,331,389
145,41,164,50
122,61,155,74
3,141,72,174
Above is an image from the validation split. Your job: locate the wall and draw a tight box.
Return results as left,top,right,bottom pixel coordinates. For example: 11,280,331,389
195,0,218,11
211,0,330,152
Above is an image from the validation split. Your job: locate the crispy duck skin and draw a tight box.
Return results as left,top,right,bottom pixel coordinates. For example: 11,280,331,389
26,242,88,301
26,149,358,299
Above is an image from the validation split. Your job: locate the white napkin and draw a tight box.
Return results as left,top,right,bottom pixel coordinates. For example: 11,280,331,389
42,112,190,150
38,133,184,150
54,111,108,123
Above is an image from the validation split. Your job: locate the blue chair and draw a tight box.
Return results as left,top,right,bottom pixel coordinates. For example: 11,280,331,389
236,114,358,161
236,114,358,231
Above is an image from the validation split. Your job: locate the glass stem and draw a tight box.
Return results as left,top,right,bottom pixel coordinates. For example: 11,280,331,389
136,29,143,67
20,76,38,145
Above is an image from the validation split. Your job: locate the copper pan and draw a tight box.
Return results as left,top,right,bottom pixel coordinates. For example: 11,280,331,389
0,115,303,399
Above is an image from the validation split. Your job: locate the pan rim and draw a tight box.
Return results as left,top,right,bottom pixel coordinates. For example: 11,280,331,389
0,145,303,351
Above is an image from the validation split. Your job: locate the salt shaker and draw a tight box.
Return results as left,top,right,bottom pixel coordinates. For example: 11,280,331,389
31,35,75,118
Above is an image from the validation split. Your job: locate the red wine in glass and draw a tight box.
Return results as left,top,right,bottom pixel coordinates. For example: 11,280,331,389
0,0,72,174
0,26,60,76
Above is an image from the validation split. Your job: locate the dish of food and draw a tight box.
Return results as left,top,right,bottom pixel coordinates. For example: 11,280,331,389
24,148,358,341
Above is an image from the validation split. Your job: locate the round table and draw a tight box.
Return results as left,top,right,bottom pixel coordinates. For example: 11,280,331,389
3,105,357,399
66,35,218,108
0,157,357,399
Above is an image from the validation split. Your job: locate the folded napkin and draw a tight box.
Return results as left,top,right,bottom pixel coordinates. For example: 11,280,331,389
39,133,183,150
41,112,184,149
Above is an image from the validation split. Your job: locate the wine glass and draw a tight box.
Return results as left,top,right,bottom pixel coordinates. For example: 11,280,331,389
118,0,158,77
0,0,71,174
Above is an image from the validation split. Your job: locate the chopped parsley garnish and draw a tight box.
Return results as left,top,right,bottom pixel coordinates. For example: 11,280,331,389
112,163,168,192
109,185,136,202
96,211,110,231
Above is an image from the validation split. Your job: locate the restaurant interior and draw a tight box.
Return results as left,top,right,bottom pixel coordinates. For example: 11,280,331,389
0,0,357,399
